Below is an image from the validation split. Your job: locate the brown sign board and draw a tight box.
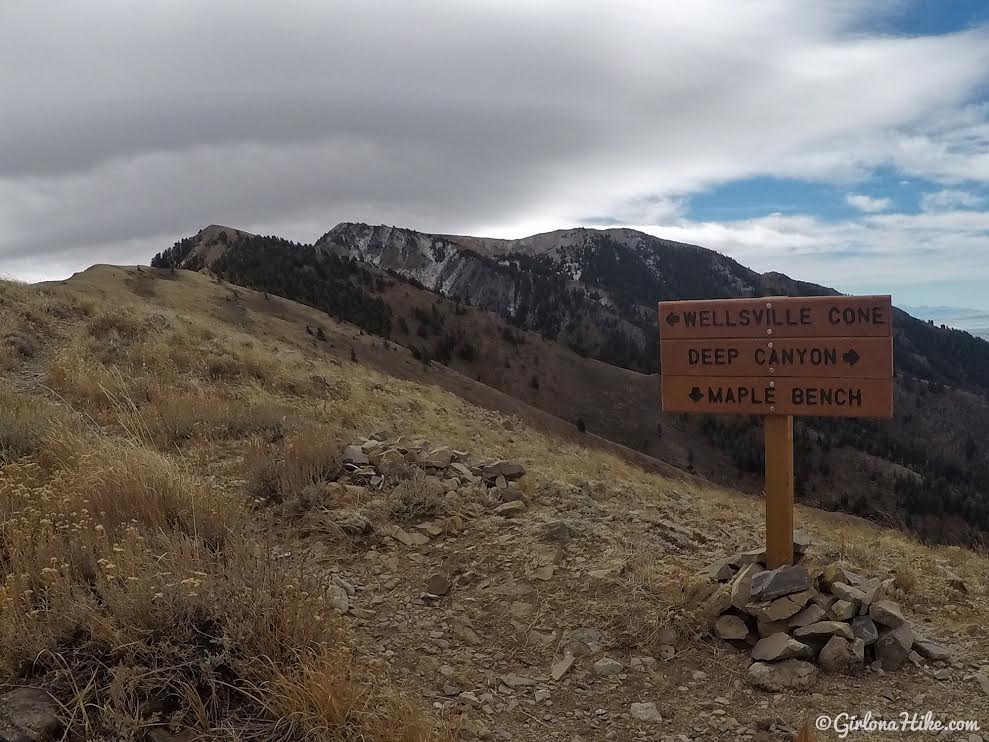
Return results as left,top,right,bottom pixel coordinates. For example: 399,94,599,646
660,337,893,378
661,376,893,418
658,294,893,419
658,294,894,568
659,295,892,339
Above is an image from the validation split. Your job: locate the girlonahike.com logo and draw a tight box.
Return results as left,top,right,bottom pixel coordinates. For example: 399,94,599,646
815,711,981,738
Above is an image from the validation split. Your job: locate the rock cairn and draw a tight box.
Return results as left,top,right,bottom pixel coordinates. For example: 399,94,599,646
341,433,524,489
703,535,952,692
333,432,527,543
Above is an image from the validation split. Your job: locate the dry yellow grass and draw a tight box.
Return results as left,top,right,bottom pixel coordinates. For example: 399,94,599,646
0,266,985,738
0,275,452,739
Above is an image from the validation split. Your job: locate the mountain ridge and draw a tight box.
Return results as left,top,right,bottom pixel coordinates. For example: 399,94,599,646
151,220,989,545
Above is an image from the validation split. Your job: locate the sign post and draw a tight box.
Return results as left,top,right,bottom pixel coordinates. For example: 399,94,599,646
764,414,794,569
658,295,894,568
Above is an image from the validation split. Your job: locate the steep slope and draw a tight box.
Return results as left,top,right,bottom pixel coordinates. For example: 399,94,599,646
2,268,986,739
152,225,989,546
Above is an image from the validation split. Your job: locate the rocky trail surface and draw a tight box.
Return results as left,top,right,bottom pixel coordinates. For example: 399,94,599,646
280,434,989,742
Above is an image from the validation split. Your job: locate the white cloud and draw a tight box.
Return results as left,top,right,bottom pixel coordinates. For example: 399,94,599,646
846,194,892,212
611,208,989,293
920,188,984,211
0,0,988,308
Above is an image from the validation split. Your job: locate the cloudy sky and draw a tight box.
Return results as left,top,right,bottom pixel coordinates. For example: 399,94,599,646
3,1,989,311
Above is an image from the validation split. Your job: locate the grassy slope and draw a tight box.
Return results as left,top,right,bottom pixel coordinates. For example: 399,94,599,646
0,266,986,740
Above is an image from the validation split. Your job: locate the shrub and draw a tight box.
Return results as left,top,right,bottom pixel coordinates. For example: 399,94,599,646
59,438,240,544
0,387,49,463
206,354,243,381
387,475,443,523
3,330,39,360
245,432,345,508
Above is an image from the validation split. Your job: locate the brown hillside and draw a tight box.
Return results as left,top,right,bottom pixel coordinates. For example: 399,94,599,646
0,267,985,740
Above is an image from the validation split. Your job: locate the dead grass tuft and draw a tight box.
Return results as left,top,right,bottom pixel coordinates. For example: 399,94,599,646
260,649,452,742
583,541,714,654
47,434,243,543
387,473,444,523
3,329,39,360
245,430,345,508
150,389,290,445
0,385,51,463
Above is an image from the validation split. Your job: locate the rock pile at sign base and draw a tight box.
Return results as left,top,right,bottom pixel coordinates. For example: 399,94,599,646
702,533,952,692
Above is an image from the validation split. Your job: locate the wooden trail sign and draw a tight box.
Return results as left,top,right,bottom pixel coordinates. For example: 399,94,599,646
658,295,894,568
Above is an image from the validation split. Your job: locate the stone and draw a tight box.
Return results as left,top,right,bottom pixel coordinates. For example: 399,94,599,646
459,691,483,708
328,584,350,613
945,570,969,593
630,702,663,723
499,488,523,503
495,500,526,516
914,638,951,662
335,511,372,536
551,653,576,681
730,563,762,610
859,583,884,614
533,687,551,703
972,668,989,696
425,573,451,596
869,600,905,628
420,447,454,468
745,590,815,622
388,526,430,547
830,582,866,604
449,462,475,478
793,621,854,642
560,627,603,655
343,445,370,465
852,637,866,663
788,604,826,629
750,565,812,601
541,520,573,543
730,548,766,568
0,688,61,742
746,660,818,692
810,592,836,611
830,600,858,621
702,585,733,618
876,624,914,671
751,633,813,662
818,636,856,674
851,616,879,646
378,449,411,477
841,569,869,587
630,656,659,672
532,565,554,581
714,615,749,641
820,563,849,590
757,620,790,638
704,560,736,582
593,657,624,677
478,460,526,481
793,530,812,557
501,673,540,688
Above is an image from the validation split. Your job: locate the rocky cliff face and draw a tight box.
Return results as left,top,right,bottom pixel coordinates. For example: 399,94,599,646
314,223,789,371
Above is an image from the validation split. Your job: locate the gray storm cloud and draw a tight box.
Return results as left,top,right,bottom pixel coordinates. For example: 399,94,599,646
1,0,988,289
